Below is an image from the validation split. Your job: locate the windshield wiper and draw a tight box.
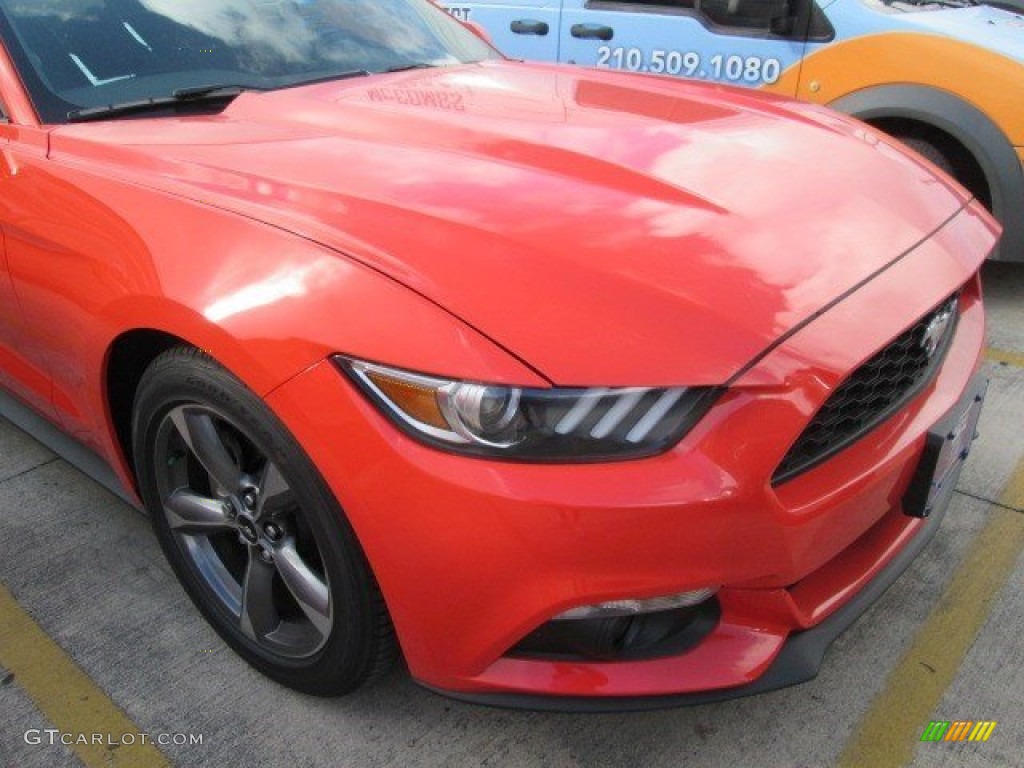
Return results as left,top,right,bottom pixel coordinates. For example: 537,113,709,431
67,85,258,123
385,62,437,73
276,69,372,90
276,66,430,90
65,67,403,122
172,84,260,99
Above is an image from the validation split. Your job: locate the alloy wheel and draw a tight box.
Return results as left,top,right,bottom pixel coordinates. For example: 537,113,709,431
154,404,333,659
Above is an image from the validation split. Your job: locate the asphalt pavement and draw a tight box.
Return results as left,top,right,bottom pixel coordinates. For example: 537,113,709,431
1,262,1022,768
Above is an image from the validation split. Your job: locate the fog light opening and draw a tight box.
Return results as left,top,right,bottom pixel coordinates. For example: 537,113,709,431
511,591,721,662
553,587,719,621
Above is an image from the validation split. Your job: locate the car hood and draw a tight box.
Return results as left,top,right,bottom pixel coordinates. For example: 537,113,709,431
51,61,974,386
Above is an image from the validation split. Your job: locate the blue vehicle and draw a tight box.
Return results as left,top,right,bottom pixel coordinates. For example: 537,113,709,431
440,0,1024,261
983,0,1024,12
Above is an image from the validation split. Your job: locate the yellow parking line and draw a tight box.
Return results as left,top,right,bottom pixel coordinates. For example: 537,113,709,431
985,347,1024,369
836,456,1024,768
0,583,170,768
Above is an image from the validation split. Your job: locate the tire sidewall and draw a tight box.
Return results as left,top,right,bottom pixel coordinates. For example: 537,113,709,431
132,351,384,695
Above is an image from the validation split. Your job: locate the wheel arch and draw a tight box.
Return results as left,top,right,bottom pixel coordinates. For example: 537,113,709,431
831,84,1024,262
96,296,297,495
104,328,191,491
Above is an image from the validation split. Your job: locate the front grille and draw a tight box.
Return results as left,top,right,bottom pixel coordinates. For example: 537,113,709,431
773,293,960,485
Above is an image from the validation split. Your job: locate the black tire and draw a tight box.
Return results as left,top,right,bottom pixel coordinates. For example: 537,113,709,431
132,346,396,696
898,135,956,178
893,129,991,212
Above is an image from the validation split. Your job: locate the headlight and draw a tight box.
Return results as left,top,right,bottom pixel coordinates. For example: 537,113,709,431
337,358,717,461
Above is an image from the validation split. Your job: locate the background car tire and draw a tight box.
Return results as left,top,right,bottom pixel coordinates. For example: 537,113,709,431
898,134,956,179
132,346,397,696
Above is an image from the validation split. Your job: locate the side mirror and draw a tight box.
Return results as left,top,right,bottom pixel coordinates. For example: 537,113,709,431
463,20,494,46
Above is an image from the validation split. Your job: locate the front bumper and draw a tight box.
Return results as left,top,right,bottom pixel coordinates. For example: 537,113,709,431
265,207,991,704
423,480,951,712
422,370,987,711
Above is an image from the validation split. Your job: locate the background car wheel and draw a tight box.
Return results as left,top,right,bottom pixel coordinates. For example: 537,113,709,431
898,135,956,178
132,346,397,696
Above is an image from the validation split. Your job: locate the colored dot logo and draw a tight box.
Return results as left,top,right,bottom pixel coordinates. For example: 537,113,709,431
920,721,997,743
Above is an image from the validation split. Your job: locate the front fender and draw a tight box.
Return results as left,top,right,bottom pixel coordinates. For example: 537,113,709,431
20,164,547,484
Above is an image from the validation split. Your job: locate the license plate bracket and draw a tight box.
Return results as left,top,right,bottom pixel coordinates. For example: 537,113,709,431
903,376,987,519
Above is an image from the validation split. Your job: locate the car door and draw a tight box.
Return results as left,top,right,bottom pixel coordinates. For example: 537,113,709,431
438,1,562,61
0,91,58,420
558,0,822,96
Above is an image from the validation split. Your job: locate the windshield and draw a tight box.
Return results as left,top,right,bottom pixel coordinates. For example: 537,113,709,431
0,0,498,123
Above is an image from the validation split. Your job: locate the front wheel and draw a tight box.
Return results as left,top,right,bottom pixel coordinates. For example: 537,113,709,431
132,347,396,696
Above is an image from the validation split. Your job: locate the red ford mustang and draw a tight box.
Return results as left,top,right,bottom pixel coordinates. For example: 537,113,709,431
0,0,997,708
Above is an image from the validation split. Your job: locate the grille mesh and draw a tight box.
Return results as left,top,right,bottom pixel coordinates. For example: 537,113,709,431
773,294,960,485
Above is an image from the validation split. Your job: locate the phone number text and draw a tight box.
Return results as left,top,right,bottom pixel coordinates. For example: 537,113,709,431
596,46,782,85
